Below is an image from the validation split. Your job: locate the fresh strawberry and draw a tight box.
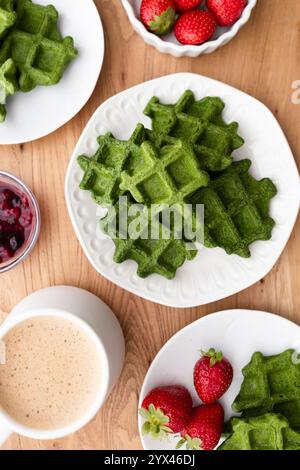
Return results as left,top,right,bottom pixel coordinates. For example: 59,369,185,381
174,0,203,12
174,10,216,45
140,0,177,35
177,403,224,450
194,348,233,404
207,0,247,27
139,385,193,439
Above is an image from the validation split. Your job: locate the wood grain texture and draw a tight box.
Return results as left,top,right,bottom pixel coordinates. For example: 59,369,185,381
0,0,299,450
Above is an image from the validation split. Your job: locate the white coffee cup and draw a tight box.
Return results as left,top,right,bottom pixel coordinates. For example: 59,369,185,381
0,286,125,445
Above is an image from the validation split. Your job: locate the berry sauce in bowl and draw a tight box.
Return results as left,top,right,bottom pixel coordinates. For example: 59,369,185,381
0,172,40,273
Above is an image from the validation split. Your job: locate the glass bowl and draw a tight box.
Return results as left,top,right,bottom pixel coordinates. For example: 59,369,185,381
0,172,41,273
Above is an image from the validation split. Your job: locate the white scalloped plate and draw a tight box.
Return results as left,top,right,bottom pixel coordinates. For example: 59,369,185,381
65,73,300,308
122,0,257,58
0,0,104,145
138,309,300,450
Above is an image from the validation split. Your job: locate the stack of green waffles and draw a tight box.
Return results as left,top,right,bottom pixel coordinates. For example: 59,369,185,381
219,349,300,450
77,90,277,280
0,0,77,122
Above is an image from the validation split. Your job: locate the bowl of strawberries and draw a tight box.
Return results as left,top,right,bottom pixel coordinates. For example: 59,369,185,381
122,0,257,57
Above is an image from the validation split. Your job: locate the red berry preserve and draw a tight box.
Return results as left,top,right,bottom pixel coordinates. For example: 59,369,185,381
0,184,34,264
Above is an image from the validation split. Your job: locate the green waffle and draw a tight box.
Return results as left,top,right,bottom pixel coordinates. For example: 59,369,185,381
0,0,16,38
101,198,197,279
232,350,300,430
144,90,244,172
0,0,77,93
76,89,277,279
0,57,17,121
218,414,300,450
78,124,147,206
191,159,277,257
120,139,209,237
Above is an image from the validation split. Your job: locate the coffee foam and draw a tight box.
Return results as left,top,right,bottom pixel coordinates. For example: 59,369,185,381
0,316,102,430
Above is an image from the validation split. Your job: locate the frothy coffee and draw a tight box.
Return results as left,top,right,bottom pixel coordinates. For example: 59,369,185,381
0,316,102,430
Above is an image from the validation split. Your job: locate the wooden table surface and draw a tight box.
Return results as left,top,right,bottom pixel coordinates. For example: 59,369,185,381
0,0,299,450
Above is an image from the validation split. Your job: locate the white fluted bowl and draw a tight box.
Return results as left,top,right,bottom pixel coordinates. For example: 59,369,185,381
121,0,257,57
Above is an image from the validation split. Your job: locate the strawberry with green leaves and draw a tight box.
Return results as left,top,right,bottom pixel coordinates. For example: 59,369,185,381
140,0,177,35
177,403,224,450
194,348,233,404
139,385,193,439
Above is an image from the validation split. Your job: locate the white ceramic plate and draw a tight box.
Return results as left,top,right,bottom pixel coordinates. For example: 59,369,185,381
65,73,300,308
0,0,104,145
122,0,257,57
138,309,300,450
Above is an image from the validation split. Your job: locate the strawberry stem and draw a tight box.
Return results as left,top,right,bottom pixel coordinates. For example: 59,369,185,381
176,434,202,450
148,7,177,35
139,404,173,440
201,348,223,367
